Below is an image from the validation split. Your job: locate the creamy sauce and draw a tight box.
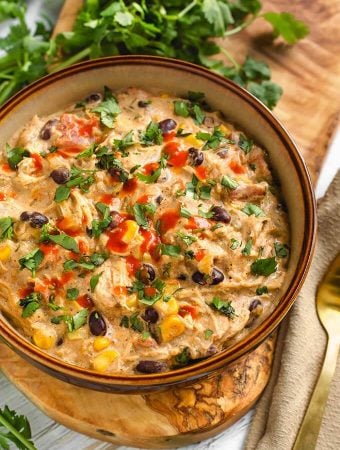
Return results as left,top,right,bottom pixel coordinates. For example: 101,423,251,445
0,88,289,374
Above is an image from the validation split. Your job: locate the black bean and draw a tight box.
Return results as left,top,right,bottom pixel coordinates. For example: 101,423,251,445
89,311,107,336
107,211,121,230
29,212,49,228
142,307,159,324
217,149,228,159
211,206,231,224
135,360,167,374
138,264,156,284
85,92,102,103
138,100,150,108
177,273,187,281
158,118,177,134
39,119,58,140
20,211,32,222
192,271,207,285
57,338,64,347
210,268,224,285
188,147,204,167
50,167,70,184
206,345,218,356
249,299,262,311
155,195,163,205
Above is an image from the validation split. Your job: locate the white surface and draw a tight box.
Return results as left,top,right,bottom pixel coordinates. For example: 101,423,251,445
0,1,339,449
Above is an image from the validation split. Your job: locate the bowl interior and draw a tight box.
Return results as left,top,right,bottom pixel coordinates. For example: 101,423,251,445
0,57,315,389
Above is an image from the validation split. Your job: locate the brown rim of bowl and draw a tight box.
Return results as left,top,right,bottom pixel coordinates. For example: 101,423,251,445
0,55,316,388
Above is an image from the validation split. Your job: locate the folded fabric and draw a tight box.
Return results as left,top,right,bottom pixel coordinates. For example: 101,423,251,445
245,171,340,450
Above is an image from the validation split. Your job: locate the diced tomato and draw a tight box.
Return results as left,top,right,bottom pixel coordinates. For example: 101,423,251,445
195,166,207,181
31,153,43,172
143,162,159,175
77,294,94,308
126,255,141,276
140,228,161,261
39,243,59,257
122,177,138,194
144,286,157,297
18,285,34,298
106,221,129,254
179,305,198,319
55,114,101,154
0,193,5,201
159,209,180,235
185,216,210,230
136,194,150,204
229,160,246,174
99,193,114,205
163,131,176,142
163,142,188,168
78,240,89,255
195,249,205,261
112,286,128,296
56,217,82,237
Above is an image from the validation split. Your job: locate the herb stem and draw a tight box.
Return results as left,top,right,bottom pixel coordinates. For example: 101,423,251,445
49,47,91,73
177,0,197,18
224,15,257,37
220,47,240,70
0,414,36,450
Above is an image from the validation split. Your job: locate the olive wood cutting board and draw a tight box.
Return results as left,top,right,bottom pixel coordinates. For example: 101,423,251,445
1,0,339,448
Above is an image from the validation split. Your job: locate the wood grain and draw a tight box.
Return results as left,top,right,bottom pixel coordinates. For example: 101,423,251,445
0,335,275,449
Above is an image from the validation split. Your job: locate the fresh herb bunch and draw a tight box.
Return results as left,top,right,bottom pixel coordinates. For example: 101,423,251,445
0,0,309,108
0,405,36,450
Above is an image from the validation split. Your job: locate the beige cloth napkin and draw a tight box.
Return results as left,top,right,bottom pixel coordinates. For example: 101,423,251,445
245,171,340,450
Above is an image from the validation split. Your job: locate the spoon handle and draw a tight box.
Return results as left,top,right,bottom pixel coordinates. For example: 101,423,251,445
293,337,339,450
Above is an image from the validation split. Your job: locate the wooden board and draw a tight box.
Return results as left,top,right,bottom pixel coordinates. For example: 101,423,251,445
1,0,339,447
0,335,275,449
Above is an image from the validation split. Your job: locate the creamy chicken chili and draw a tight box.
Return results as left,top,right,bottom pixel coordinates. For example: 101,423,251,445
0,88,289,374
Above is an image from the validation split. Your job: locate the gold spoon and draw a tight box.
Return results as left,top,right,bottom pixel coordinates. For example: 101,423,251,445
293,252,340,450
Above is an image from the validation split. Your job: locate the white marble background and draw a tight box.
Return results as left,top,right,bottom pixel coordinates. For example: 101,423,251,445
0,1,339,449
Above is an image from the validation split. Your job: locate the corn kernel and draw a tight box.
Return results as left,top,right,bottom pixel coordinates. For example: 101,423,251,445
67,327,88,340
219,124,231,137
0,245,11,261
93,337,110,351
197,254,213,275
185,135,202,147
121,220,139,244
155,297,179,316
159,315,185,342
92,349,119,372
33,329,57,350
126,294,138,308
163,280,181,296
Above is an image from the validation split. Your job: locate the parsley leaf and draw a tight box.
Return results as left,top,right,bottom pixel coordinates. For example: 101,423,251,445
139,121,163,146
19,292,42,318
92,86,120,128
0,405,37,450
6,144,30,169
19,248,44,277
0,217,14,241
242,203,264,217
210,297,236,319
251,257,277,276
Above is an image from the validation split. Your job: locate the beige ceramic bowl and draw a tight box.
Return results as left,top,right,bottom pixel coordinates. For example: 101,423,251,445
0,56,316,393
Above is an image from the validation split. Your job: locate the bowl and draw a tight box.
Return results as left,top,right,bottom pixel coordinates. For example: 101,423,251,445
0,56,316,393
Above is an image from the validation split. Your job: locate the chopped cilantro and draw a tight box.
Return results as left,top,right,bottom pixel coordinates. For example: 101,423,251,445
6,144,30,169
90,272,103,292
93,86,121,128
230,238,240,250
274,242,289,258
63,252,108,272
113,130,135,156
242,203,264,217
19,292,41,318
139,121,163,146
177,232,197,247
0,217,14,241
133,203,156,229
89,202,112,238
221,175,239,190
19,248,44,277
51,309,88,333
66,288,79,300
242,238,253,255
210,297,236,319
256,286,268,295
238,134,253,154
204,329,213,340
180,207,192,218
196,127,225,150
251,257,277,276
159,243,181,257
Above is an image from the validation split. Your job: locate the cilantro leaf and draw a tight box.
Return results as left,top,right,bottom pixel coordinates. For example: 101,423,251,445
180,207,192,218
242,203,264,217
230,238,240,250
210,297,236,319
177,232,197,247
93,86,120,128
89,202,112,238
66,288,79,300
242,238,253,255
238,134,254,153
63,252,108,272
196,127,225,150
251,257,277,276
90,272,103,292
263,12,310,45
133,203,155,229
139,121,163,146
19,248,44,277
221,175,239,190
274,242,289,258
159,244,181,257
6,144,30,169
256,286,268,295
113,130,135,156
47,233,79,253
51,309,88,333
19,292,42,318
54,185,71,203
0,405,37,450
203,0,234,36
0,217,14,241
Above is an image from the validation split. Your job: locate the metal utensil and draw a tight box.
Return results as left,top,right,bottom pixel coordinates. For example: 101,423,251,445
293,252,340,450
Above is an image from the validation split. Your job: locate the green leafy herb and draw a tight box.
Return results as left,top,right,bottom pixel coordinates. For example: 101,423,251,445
76,143,97,159
198,207,214,219
230,238,240,250
176,128,191,138
159,244,181,258
19,292,42,318
51,309,88,333
256,286,268,295
113,130,135,156
204,329,213,340
274,242,289,258
185,174,214,200
211,223,223,231
0,217,14,241
54,166,97,202
133,203,156,229
242,203,264,217
176,232,197,247
63,252,108,272
90,272,103,292
196,127,225,150
221,175,239,190
210,296,236,319
174,100,189,118
6,144,30,169
120,312,145,333
54,185,71,202
263,12,310,45
139,121,163,146
251,257,277,276
47,233,79,253
93,86,120,128
19,248,44,277
238,134,253,154
242,238,253,256
184,250,195,259
180,207,192,218
66,288,79,300
89,202,112,238
0,405,37,450
136,155,167,184
174,347,192,366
